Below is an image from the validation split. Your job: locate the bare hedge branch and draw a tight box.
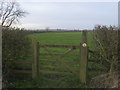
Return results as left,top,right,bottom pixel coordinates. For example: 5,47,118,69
93,25,118,73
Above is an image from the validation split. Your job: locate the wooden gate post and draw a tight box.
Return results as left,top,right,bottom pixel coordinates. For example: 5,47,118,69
79,30,88,84
32,38,39,78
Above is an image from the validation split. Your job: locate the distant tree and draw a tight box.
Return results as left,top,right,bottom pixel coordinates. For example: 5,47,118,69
46,27,49,31
0,0,27,27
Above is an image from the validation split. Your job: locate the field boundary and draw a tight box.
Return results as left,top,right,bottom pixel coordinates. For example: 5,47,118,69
14,30,101,85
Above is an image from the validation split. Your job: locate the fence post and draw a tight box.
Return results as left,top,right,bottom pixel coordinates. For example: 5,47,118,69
79,30,88,84
32,38,39,78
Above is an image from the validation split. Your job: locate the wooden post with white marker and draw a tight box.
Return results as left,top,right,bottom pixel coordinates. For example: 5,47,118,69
79,30,88,84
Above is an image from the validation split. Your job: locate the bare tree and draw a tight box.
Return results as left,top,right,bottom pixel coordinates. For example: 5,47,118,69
0,0,27,27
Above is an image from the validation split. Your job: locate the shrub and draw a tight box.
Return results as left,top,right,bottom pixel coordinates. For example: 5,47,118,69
2,27,31,86
93,25,118,73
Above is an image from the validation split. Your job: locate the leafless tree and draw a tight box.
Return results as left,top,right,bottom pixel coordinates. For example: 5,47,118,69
0,0,27,27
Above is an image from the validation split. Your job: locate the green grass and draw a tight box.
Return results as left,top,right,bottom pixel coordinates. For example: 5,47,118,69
28,32,95,49
11,31,106,88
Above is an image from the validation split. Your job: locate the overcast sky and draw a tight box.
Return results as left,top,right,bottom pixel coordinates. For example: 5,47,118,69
15,0,118,30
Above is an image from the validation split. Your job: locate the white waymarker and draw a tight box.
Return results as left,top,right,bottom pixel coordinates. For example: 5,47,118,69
82,43,87,47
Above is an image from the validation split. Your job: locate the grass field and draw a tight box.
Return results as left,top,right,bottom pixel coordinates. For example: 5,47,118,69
10,31,106,88
29,32,94,49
